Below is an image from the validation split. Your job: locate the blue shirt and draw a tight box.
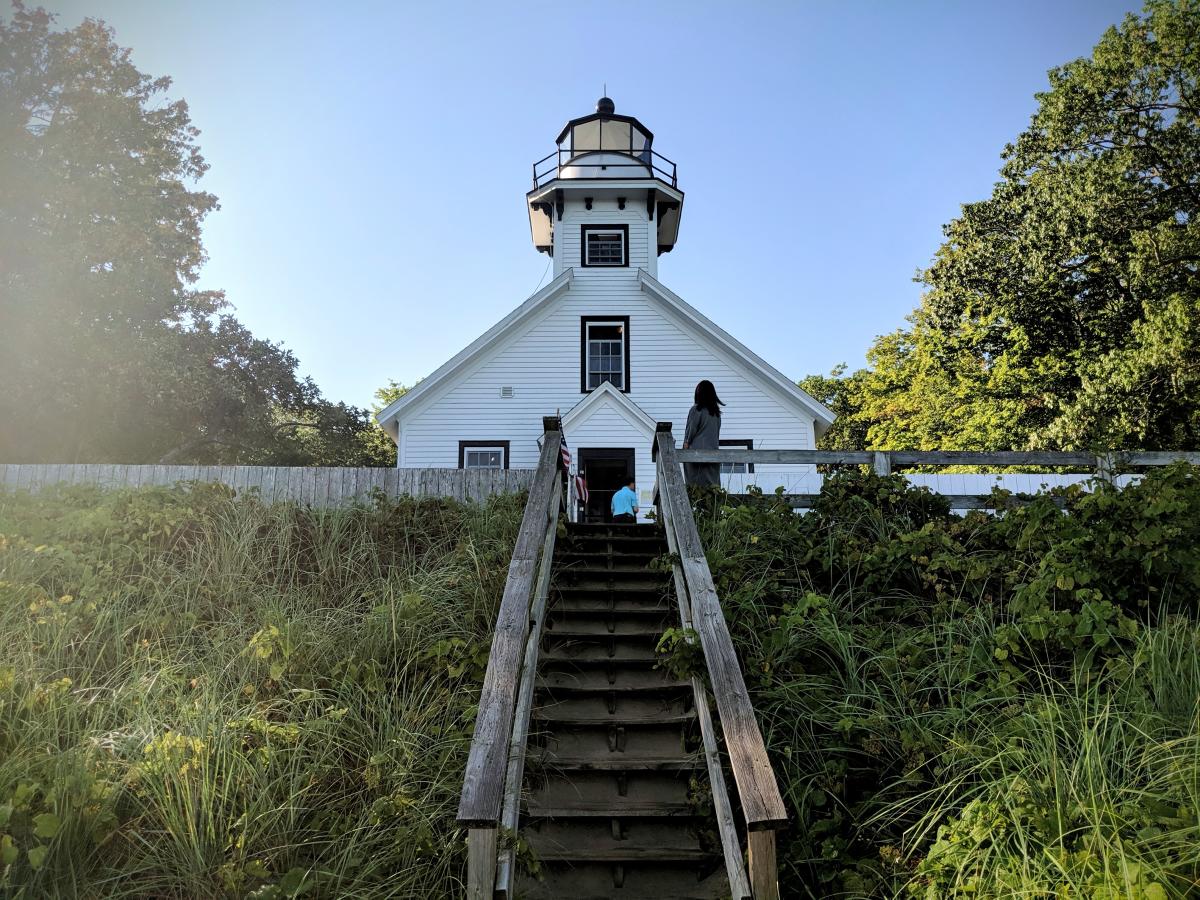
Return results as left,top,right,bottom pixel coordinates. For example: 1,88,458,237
611,485,638,517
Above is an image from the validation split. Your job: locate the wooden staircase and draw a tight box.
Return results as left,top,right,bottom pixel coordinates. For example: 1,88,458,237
517,522,727,898
458,418,784,900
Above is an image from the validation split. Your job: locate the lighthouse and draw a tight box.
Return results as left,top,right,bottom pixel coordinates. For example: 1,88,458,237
377,97,832,520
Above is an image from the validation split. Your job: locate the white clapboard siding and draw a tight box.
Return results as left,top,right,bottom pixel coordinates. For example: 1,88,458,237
0,465,534,506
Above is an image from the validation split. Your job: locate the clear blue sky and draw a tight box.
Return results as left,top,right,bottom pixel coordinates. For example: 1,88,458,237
53,0,1143,409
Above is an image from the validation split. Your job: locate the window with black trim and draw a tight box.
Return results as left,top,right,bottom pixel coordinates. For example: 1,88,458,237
581,224,629,267
581,316,630,392
458,440,510,470
719,439,754,474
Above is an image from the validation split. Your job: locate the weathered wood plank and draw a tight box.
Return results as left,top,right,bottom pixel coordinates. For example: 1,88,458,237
678,449,871,465
458,427,562,826
730,493,1070,510
1119,451,1200,466
748,831,780,900
466,827,498,900
656,431,787,830
677,448,1106,468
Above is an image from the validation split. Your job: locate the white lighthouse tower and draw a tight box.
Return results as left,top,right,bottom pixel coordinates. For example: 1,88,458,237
377,98,833,519
526,96,684,281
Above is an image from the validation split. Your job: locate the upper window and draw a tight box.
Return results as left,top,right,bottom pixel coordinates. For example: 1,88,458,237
459,441,510,470
582,224,629,267
719,439,754,474
581,316,630,392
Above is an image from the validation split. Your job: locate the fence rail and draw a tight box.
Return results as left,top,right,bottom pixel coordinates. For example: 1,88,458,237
0,464,534,506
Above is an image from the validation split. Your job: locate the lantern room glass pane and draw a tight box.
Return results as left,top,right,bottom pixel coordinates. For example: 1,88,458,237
601,120,631,151
572,120,600,152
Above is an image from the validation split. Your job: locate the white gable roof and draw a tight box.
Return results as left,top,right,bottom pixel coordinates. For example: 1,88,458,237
375,266,834,436
561,380,657,437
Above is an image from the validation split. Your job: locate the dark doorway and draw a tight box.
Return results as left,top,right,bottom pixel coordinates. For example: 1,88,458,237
578,447,635,522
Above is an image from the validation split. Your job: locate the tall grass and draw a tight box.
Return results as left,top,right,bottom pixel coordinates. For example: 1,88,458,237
694,471,1200,898
0,484,522,898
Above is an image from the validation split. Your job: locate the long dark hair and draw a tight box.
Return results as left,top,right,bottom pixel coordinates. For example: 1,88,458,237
694,380,723,417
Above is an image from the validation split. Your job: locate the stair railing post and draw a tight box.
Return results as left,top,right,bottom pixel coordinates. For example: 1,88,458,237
748,831,780,900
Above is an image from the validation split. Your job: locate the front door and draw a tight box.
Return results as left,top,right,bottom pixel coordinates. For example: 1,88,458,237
578,448,635,522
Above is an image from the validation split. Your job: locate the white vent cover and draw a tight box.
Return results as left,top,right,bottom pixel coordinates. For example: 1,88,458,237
500,386,514,398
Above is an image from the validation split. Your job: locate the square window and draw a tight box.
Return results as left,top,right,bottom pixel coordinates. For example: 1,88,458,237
582,224,629,267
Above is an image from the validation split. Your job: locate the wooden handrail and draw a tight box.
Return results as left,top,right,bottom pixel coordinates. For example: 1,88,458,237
654,424,786,898
459,418,563,899
674,448,1200,468
494,481,562,898
659,482,752,900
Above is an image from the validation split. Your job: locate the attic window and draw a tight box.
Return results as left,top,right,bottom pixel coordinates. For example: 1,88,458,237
582,224,628,267
581,316,630,392
459,441,510,470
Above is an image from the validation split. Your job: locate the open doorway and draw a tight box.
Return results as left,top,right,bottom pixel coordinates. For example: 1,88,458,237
577,447,635,522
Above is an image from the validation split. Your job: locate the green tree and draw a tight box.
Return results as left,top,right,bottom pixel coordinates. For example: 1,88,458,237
0,4,383,465
822,0,1200,451
797,365,869,450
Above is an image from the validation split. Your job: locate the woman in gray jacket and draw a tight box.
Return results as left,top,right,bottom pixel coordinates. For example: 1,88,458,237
682,380,723,487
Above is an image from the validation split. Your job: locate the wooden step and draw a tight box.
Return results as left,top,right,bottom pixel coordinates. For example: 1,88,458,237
540,638,660,664
549,594,673,614
543,615,671,637
537,667,689,693
553,582,668,597
525,820,710,862
534,723,695,760
554,571,676,585
560,535,667,552
533,694,693,725
534,751,704,772
517,862,730,900
555,552,661,569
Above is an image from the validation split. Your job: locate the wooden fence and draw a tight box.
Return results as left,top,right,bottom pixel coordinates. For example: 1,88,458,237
675,448,1200,508
0,464,535,506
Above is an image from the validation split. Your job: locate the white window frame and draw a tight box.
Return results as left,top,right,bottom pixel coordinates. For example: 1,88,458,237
459,442,508,470
581,224,628,267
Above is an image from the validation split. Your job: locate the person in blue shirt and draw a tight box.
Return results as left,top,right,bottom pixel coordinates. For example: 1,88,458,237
611,475,639,524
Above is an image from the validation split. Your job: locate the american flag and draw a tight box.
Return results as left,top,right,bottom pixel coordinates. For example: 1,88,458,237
561,435,587,503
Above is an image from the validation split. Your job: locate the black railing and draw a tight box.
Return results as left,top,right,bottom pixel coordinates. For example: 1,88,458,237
532,147,678,189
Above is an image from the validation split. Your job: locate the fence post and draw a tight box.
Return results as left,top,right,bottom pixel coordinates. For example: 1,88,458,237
1095,452,1116,485
872,451,892,477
